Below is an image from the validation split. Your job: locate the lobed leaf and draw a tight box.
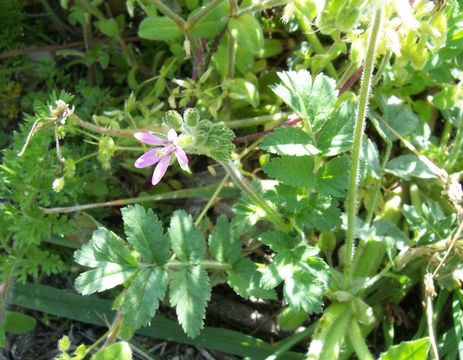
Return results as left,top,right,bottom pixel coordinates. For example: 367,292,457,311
263,156,315,187
122,267,168,329
121,205,169,265
75,263,136,295
261,127,320,156
169,266,211,338
168,210,205,263
74,228,137,268
208,215,241,265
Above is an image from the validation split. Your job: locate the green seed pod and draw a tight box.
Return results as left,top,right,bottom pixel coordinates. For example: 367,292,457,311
183,108,200,126
319,231,336,254
164,110,183,130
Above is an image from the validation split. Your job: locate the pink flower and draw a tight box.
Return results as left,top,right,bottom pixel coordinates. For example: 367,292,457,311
134,129,189,186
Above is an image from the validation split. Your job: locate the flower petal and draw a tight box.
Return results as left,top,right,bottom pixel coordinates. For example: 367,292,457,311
175,147,190,172
167,129,178,142
134,132,165,146
151,155,171,185
134,149,161,168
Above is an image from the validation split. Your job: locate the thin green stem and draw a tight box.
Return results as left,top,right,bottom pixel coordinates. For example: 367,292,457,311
195,174,229,226
188,0,225,28
347,320,374,360
344,7,384,289
71,114,159,137
224,113,288,129
41,183,238,214
337,62,359,88
75,151,98,164
293,6,338,80
104,310,124,347
149,0,186,29
221,160,290,232
365,142,392,224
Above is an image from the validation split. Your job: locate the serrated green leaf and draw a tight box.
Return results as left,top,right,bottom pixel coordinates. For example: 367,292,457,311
386,155,438,180
258,231,299,252
122,267,167,329
260,248,328,313
271,70,337,133
264,184,310,213
315,157,349,197
373,95,419,141
296,195,341,231
318,101,355,156
261,127,320,156
228,14,263,54
378,337,430,360
138,16,183,41
227,258,276,300
74,228,137,268
121,205,169,265
75,263,136,295
263,156,315,187
91,341,133,360
169,266,211,338
168,210,205,263
209,215,241,264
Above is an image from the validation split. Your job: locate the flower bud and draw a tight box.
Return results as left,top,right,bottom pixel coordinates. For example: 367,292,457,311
183,108,200,126
335,5,360,32
164,110,183,130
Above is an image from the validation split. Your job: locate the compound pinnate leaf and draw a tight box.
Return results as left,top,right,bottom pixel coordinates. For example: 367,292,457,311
75,263,136,296
168,210,205,263
378,337,430,360
169,265,211,338
121,205,169,265
122,267,167,329
271,70,337,133
208,215,241,264
261,127,320,156
263,156,315,187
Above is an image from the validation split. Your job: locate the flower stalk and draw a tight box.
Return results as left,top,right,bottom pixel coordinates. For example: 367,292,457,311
221,160,290,232
344,6,384,289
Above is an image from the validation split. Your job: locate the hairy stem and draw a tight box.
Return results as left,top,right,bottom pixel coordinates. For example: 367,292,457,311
221,160,290,232
347,320,374,360
293,6,338,80
344,7,384,289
